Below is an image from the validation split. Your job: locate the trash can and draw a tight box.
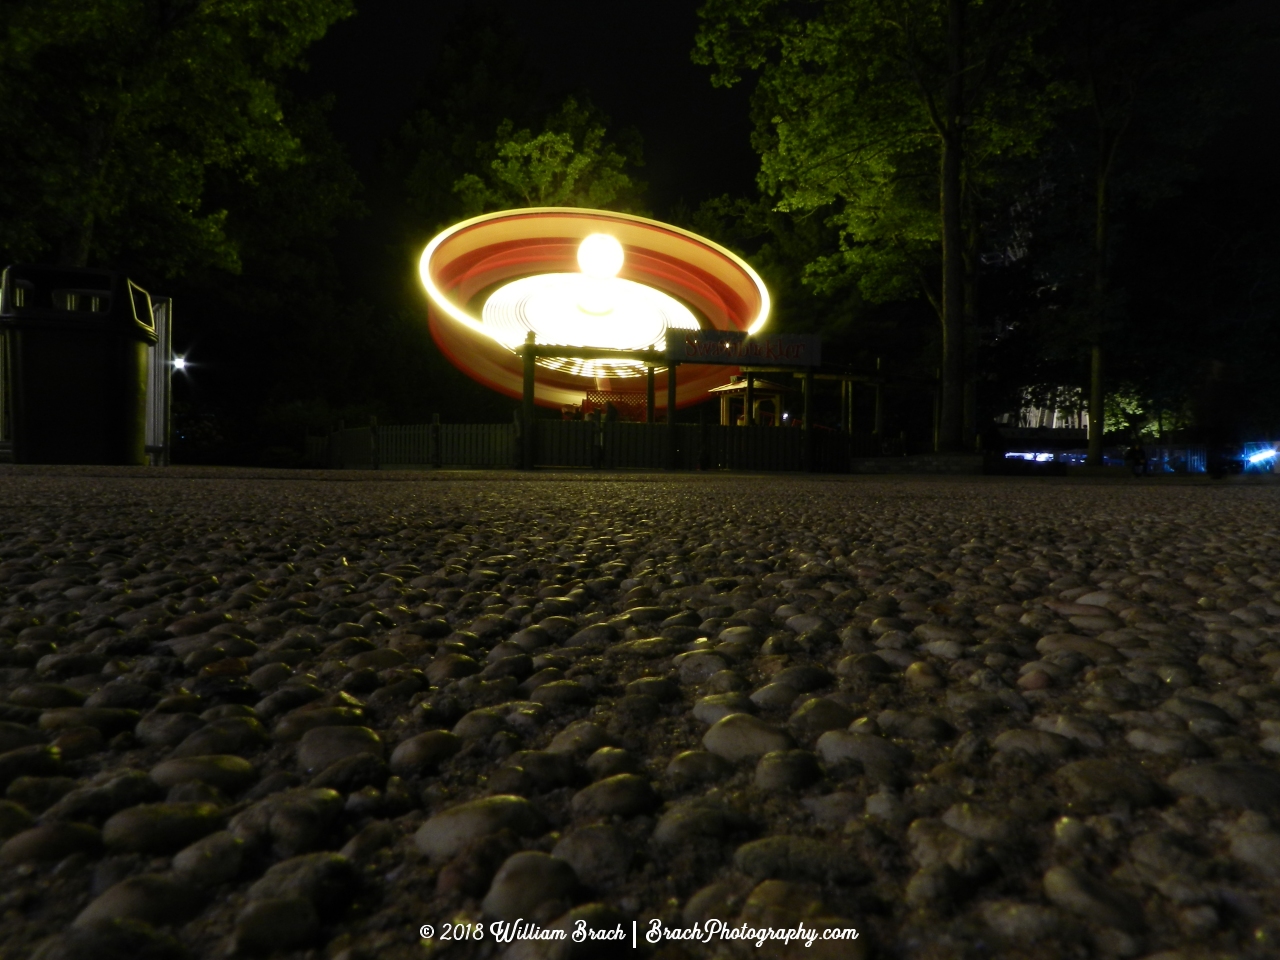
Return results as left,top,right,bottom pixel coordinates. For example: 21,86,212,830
0,265,158,465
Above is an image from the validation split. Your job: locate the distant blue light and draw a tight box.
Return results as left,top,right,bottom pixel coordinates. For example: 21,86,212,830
1248,449,1276,464
1005,451,1055,462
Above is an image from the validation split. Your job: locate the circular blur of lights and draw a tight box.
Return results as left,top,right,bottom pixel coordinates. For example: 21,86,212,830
172,357,187,372
481,267,699,378
418,207,771,409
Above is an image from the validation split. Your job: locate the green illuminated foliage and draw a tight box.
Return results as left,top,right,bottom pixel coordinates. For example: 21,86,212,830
695,0,1059,448
0,0,355,272
453,98,645,216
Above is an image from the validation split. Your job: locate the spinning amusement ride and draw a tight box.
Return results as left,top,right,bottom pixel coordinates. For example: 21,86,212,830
419,208,771,412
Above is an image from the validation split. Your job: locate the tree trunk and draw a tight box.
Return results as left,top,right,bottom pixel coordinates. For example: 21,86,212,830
938,0,966,452
59,119,109,269
963,205,979,450
1087,128,1112,467
59,212,95,269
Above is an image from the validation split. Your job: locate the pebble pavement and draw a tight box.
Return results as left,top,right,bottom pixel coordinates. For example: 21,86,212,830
0,467,1277,960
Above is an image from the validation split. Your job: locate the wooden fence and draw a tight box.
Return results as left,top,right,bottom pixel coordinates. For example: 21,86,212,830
307,418,916,473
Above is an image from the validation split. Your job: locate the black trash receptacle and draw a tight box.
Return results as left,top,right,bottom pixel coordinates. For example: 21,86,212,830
0,265,158,465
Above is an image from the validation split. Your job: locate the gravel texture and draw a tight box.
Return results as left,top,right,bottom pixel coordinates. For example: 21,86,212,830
0,467,1277,959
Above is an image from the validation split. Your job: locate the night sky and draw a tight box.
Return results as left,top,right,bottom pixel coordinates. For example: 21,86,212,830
300,0,759,217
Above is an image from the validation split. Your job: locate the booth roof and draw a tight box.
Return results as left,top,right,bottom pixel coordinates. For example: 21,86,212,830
707,378,790,394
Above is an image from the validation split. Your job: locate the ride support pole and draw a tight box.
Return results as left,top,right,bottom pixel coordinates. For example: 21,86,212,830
522,332,536,470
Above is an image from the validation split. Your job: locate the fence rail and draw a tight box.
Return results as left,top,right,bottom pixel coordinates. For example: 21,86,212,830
307,419,946,473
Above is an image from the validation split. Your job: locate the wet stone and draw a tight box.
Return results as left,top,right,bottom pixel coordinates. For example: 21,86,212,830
529,680,591,710
296,725,383,774
754,750,821,792
1228,820,1280,877
733,834,867,883
229,787,344,858
609,693,660,728
9,684,86,709
0,721,46,753
983,901,1065,942
693,693,754,725
570,773,658,818
653,800,745,847
905,863,961,907
864,788,908,824
625,676,678,701
29,918,185,960
0,744,62,789
502,751,579,791
172,829,244,884
84,683,157,711
482,850,578,920
787,698,855,743
837,653,891,679
247,850,358,910
941,803,1013,843
339,819,398,862
552,824,631,888
39,708,139,735
784,614,831,634
6,775,75,814
453,707,508,740
1054,759,1163,811
389,730,461,777
309,752,388,793
547,721,612,756
774,664,832,692
665,749,732,788
75,873,207,927
564,623,617,647
150,754,257,794
750,682,804,709
170,716,267,758
415,795,547,860
585,746,641,780
676,651,728,685
1032,714,1105,749
907,818,991,879
882,712,955,743
134,712,204,748
0,821,102,862
1125,727,1211,758
103,802,224,854
803,791,864,829
703,714,795,763
993,728,1076,761
1166,762,1280,814
233,898,318,954
0,798,35,837
815,730,912,778
1042,864,1145,933
43,770,161,823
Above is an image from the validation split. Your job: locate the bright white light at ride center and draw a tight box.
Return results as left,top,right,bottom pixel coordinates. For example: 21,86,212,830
482,271,699,378
574,233,622,316
577,233,624,278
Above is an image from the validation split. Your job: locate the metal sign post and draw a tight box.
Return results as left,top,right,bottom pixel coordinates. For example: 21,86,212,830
145,296,172,466
667,362,679,469
522,332,536,469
